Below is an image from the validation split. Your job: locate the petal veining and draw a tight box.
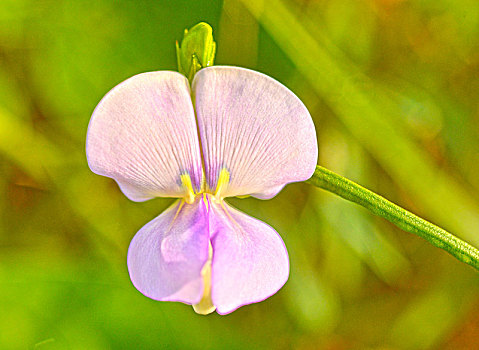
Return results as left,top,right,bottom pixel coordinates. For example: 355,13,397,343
208,200,289,314
86,71,203,201
127,198,209,304
193,66,318,199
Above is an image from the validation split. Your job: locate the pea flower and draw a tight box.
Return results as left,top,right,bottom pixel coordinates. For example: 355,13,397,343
86,66,317,315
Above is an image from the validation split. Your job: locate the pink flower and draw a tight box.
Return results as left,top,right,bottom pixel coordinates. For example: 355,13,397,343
86,66,317,315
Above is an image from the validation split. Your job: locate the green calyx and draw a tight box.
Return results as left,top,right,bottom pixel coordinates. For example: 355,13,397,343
176,22,216,83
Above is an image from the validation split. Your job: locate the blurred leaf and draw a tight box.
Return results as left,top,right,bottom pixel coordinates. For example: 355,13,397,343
240,0,479,245
388,267,479,349
0,107,64,181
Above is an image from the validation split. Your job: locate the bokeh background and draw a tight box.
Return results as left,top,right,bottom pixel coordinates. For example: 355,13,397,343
1,0,479,348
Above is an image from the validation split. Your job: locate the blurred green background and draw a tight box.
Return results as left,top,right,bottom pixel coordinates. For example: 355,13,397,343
1,0,479,348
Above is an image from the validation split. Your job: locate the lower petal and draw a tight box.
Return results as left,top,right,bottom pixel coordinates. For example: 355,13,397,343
209,200,289,314
127,198,209,304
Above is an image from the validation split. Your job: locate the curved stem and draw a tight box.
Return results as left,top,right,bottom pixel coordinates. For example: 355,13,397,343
307,165,479,271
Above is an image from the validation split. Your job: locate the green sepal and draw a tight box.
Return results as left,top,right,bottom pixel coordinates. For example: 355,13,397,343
176,22,216,83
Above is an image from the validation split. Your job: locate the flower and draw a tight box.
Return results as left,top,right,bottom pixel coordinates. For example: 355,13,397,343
86,66,317,315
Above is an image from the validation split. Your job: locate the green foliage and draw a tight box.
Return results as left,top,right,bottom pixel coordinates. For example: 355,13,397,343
1,0,479,349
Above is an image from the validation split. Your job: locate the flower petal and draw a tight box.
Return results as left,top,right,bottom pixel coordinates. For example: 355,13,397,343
193,66,318,199
209,200,289,314
86,71,203,201
127,198,209,304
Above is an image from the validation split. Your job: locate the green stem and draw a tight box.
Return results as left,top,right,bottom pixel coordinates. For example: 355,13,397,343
307,165,479,271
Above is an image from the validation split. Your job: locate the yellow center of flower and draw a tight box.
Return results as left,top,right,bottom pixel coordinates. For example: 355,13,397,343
181,167,230,203
192,241,215,315
180,168,231,315
180,174,196,204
